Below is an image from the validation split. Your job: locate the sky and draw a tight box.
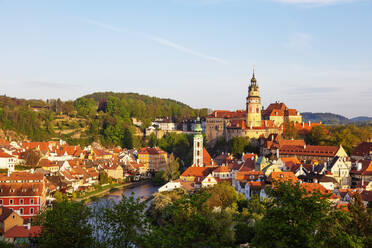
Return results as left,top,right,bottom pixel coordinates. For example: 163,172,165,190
0,0,371,118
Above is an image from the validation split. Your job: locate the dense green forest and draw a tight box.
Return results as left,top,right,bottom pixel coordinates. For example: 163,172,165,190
0,93,208,147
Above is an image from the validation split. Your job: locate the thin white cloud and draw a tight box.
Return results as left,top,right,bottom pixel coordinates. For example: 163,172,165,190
286,33,311,50
81,18,228,65
81,18,121,33
145,35,228,64
271,0,361,5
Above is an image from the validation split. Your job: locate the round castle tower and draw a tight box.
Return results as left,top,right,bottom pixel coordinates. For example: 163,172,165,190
246,70,262,128
193,117,204,167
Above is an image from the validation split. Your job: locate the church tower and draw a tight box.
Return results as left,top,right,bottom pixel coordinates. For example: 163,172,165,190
246,70,262,128
193,117,204,167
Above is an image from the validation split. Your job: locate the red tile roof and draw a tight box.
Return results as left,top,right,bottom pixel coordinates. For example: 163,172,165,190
181,167,215,178
279,145,339,157
269,171,298,183
301,183,339,200
0,152,13,158
352,142,372,157
4,225,41,238
0,183,44,196
203,148,213,166
213,166,230,173
0,172,43,182
138,147,167,155
208,110,246,119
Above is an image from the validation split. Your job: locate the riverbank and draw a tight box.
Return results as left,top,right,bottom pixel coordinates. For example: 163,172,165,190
75,179,152,203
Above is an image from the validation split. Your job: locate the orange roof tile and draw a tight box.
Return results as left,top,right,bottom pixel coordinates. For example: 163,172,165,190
4,225,41,238
269,171,298,183
213,166,230,173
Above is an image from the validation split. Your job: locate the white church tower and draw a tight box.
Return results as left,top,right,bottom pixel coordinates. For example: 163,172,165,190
193,117,204,167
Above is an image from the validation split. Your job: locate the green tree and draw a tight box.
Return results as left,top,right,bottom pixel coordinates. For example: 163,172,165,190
98,194,148,248
37,201,93,248
122,128,133,149
162,154,180,182
152,171,166,186
283,121,298,139
53,190,64,203
75,97,96,117
143,191,235,248
106,96,120,115
306,125,330,145
228,136,253,157
252,182,362,248
147,132,157,147
99,171,109,185
348,192,372,247
202,182,238,210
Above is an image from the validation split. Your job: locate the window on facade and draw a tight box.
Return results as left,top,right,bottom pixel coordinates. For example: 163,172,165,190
30,208,34,214
197,151,200,156
30,199,34,204
20,199,24,204
12,215,15,219
0,199,2,205
20,208,23,214
197,142,200,148
9,199,13,205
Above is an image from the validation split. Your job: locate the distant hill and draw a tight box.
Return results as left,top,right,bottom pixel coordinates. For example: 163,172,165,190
350,116,372,123
302,112,372,124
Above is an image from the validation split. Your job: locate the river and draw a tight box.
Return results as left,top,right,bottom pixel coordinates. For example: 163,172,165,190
98,182,159,204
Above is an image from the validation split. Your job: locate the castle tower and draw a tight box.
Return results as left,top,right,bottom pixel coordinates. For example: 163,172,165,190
193,117,204,167
246,70,262,127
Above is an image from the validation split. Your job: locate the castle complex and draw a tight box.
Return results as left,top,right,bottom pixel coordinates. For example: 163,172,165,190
206,72,303,144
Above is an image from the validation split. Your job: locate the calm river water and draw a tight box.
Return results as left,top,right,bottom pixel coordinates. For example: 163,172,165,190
90,182,159,205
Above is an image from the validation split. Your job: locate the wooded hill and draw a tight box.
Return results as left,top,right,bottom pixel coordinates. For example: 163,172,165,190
0,93,208,147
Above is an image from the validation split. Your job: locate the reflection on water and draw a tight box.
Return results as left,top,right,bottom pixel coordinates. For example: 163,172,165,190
95,183,159,204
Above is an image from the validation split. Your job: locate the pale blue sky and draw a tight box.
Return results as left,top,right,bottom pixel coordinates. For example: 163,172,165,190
0,0,371,117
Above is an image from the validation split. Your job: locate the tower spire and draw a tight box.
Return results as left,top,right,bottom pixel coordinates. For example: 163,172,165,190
251,67,257,84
